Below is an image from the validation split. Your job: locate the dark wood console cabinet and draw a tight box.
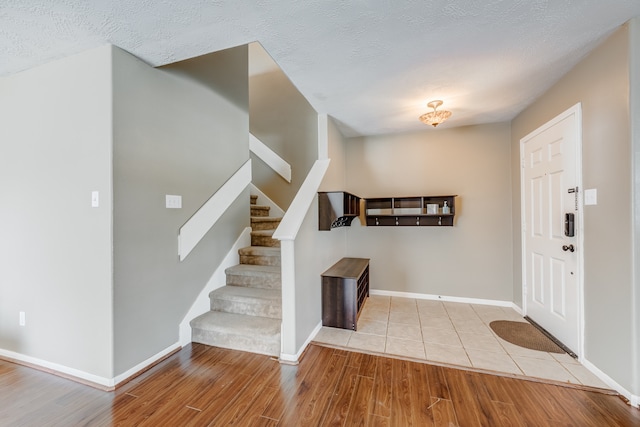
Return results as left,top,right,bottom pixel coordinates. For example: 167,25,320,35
321,257,370,330
365,195,457,226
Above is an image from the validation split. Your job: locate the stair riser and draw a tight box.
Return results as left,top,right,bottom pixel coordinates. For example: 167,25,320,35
251,207,270,217
226,273,281,289
251,234,281,247
239,254,281,266
250,219,282,231
250,195,258,205
210,298,282,319
191,329,280,357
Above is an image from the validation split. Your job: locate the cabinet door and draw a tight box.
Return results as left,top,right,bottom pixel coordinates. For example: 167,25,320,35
322,277,357,330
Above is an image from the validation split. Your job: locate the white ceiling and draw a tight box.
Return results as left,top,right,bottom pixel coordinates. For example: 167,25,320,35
2,1,640,136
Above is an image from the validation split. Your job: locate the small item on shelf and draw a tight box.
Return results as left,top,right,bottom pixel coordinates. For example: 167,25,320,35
426,203,439,215
442,200,450,214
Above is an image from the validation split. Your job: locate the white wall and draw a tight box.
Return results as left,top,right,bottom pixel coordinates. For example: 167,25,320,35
345,123,513,301
111,46,250,375
0,46,114,379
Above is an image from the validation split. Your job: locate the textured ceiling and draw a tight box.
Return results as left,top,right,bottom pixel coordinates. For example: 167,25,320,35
2,1,640,136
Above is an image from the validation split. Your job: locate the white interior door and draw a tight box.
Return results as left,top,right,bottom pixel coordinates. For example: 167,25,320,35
521,104,582,356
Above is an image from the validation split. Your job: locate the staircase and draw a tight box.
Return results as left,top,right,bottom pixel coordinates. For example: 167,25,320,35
190,194,282,356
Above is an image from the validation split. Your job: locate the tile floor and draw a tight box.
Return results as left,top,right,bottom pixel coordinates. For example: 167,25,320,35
313,295,609,389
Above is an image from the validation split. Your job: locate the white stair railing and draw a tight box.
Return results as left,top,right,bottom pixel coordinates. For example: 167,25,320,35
178,160,252,261
250,133,292,183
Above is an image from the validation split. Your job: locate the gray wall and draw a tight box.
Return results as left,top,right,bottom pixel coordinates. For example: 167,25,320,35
320,115,348,192
111,46,249,375
0,46,114,378
511,24,636,393
345,124,513,301
630,17,640,399
249,45,318,209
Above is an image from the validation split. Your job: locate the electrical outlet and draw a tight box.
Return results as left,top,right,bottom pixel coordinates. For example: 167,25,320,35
19,311,25,326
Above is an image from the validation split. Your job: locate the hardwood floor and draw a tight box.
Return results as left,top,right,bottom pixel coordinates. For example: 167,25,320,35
1,343,639,426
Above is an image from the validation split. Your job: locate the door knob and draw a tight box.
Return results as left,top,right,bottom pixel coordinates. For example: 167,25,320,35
562,244,575,252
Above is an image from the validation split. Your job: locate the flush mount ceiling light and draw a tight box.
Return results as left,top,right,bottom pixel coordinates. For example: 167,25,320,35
419,100,452,127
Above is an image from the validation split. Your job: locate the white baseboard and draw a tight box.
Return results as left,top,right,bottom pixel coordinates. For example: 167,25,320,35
279,321,323,364
0,348,114,388
250,183,284,217
581,358,639,408
114,343,181,386
511,303,524,315
369,289,514,308
179,227,252,346
0,342,181,389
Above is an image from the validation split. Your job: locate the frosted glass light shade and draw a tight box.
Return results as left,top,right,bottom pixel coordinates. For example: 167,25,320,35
419,100,452,127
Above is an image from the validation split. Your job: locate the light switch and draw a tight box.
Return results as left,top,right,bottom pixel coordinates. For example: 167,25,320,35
166,195,182,209
584,188,597,206
91,191,99,207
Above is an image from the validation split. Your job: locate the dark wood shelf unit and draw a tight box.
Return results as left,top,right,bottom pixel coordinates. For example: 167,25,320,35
321,257,370,331
365,195,457,226
318,191,361,230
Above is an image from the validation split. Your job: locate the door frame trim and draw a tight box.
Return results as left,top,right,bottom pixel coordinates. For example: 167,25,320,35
519,102,585,359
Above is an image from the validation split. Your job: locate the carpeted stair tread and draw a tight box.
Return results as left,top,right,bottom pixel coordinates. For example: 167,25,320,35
210,285,281,318
190,311,280,356
191,311,280,335
250,216,281,222
239,246,281,257
250,216,282,230
251,229,280,247
251,229,276,236
225,264,281,289
250,194,258,205
226,264,280,276
239,246,281,266
210,285,280,302
250,205,270,217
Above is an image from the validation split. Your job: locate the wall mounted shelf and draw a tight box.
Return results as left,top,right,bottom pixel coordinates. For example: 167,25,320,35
318,191,361,230
365,195,457,226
